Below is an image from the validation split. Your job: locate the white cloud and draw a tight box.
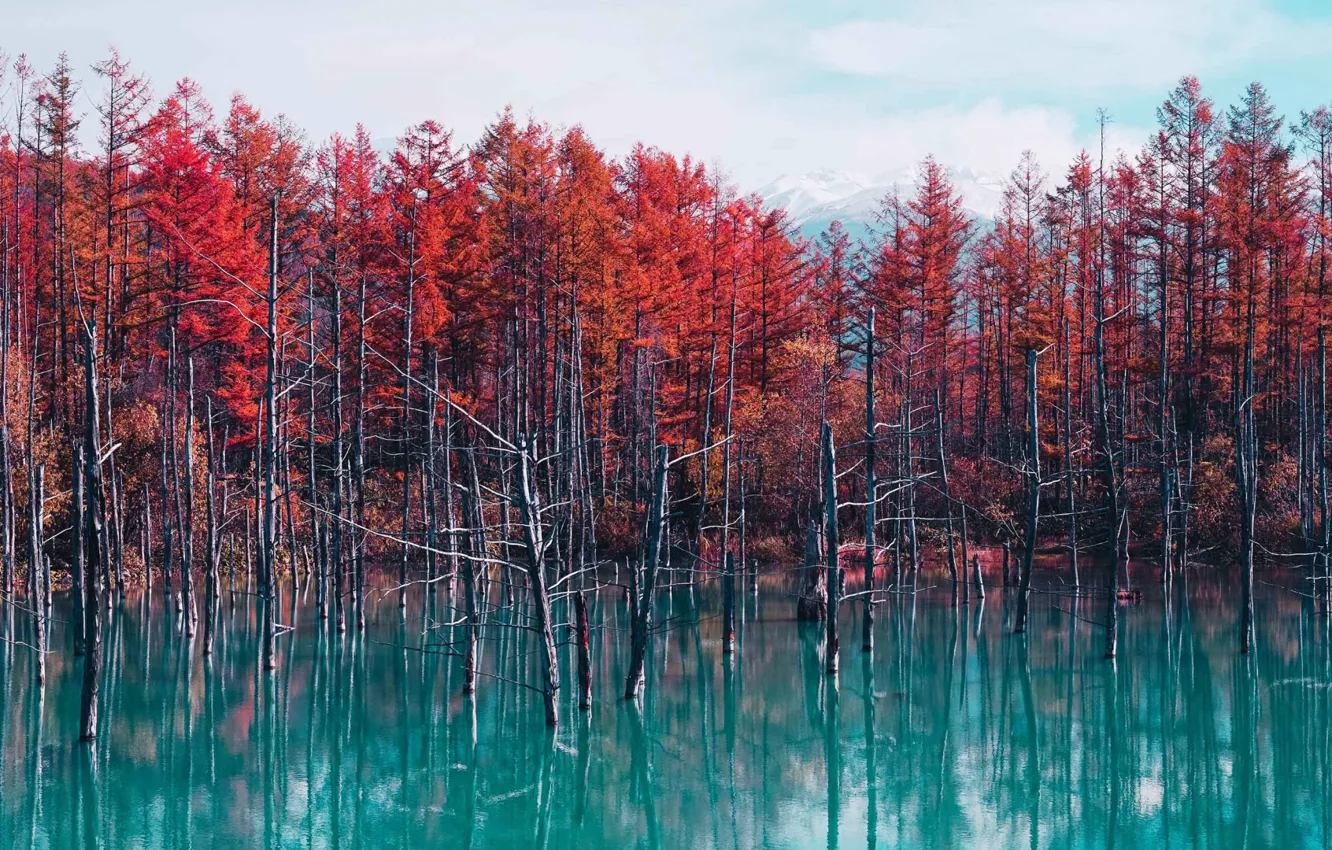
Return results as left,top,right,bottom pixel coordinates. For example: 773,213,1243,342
0,0,1310,200
809,0,1332,91
746,97,1149,214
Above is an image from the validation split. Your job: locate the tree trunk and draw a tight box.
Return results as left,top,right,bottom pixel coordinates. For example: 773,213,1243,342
575,589,591,710
331,284,346,633
1095,262,1121,659
459,447,483,695
80,321,106,741
183,358,197,637
1063,319,1079,588
354,274,368,631
72,446,85,655
204,396,219,656
797,506,827,621
862,307,876,651
30,463,45,687
399,200,418,613
1160,255,1173,584
1320,328,1329,603
934,387,958,603
1238,299,1257,654
262,197,279,671
1015,349,1039,634
823,422,840,675
624,444,668,700
722,552,736,654
515,436,560,726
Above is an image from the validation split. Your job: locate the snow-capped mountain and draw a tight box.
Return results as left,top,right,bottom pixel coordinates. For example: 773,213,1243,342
756,169,873,221
758,168,1004,243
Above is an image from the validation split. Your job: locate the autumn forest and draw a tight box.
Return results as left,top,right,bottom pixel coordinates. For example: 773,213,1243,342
2,43,1332,749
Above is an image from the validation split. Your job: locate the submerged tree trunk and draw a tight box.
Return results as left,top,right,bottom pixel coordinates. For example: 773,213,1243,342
309,274,325,622
183,358,197,637
934,387,958,603
161,416,173,606
30,464,45,687
0,224,11,615
1159,257,1174,585
72,446,85,655
515,435,560,727
797,505,827,621
862,308,876,652
262,197,280,672
1237,300,1257,654
1015,349,1039,634
1063,319,1079,588
354,274,368,632
204,396,219,656
331,285,346,634
722,552,736,654
575,589,591,710
459,447,483,696
718,288,739,652
80,322,106,741
1096,271,1121,660
691,335,716,584
823,422,840,675
1320,328,1329,605
625,444,668,701
398,200,418,613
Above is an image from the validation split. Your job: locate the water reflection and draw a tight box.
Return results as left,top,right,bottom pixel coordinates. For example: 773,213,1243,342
0,573,1329,848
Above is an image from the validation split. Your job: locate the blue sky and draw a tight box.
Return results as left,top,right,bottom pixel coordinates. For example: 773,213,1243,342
7,0,1332,190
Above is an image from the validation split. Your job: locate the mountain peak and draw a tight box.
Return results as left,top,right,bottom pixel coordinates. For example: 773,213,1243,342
756,170,871,220
759,167,1003,242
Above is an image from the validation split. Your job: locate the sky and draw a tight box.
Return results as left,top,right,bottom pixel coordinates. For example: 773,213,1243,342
6,0,1332,193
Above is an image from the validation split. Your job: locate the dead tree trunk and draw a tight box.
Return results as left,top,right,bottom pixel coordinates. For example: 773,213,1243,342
331,284,346,633
79,321,106,741
935,388,959,603
204,396,219,656
109,464,125,601
160,416,173,605
354,274,368,631
1320,328,1329,602
575,589,591,710
1016,349,1039,634
30,463,45,686
262,196,279,671
398,199,419,613
719,287,739,653
797,504,827,621
0,224,11,612
1159,260,1173,584
142,481,153,593
1095,266,1121,659
459,446,483,695
862,308,876,652
903,355,918,579
182,358,197,637
1063,319,1079,588
624,444,668,701
691,336,716,583
308,274,325,622
72,446,85,655
1237,299,1257,654
823,422,840,675
515,435,560,727
424,353,440,596
722,551,736,654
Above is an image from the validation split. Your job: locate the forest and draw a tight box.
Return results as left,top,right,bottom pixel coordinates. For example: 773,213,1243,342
0,48,1330,739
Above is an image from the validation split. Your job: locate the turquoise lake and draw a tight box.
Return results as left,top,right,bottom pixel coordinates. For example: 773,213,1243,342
0,570,1328,848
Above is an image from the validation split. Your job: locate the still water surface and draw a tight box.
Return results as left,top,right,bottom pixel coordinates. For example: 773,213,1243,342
0,571,1329,848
